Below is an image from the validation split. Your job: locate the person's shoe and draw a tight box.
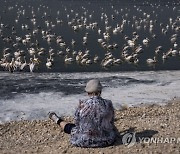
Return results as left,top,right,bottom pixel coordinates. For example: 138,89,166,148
48,112,63,124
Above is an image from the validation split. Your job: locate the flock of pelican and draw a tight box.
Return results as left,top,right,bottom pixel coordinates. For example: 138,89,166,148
0,0,179,72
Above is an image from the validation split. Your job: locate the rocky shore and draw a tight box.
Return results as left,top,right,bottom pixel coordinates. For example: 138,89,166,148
0,100,179,154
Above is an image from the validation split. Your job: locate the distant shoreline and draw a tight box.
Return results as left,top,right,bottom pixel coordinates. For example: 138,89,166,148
0,99,179,153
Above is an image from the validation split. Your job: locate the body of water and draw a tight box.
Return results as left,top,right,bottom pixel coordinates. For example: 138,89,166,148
0,0,180,123
0,71,180,123
0,0,179,72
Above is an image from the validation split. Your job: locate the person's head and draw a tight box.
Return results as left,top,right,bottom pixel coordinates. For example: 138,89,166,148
85,79,102,96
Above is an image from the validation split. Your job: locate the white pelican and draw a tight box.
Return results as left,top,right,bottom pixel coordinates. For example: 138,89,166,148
162,53,168,63
20,57,28,71
143,38,150,46
94,55,100,63
98,29,101,34
146,56,157,65
76,51,83,62
9,58,16,72
57,50,65,56
133,58,139,65
155,46,163,54
113,28,118,34
124,55,134,63
135,46,143,54
172,49,178,56
29,58,35,72
113,58,123,65
38,48,46,56
72,50,78,56
64,55,74,64
14,50,21,58
97,39,103,43
46,58,53,69
173,42,178,48
71,39,76,46
80,58,88,65
28,48,36,56
101,58,113,67
127,40,136,48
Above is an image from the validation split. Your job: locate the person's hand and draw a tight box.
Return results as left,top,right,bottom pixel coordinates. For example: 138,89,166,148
79,100,84,109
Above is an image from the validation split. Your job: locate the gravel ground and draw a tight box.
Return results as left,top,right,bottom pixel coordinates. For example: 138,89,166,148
0,99,180,154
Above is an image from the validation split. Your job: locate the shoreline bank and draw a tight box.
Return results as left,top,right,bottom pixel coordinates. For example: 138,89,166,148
0,99,179,154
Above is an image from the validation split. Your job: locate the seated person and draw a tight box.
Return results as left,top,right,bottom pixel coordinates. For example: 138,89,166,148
49,79,117,147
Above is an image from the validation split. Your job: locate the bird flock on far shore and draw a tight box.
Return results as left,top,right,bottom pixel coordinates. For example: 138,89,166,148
0,0,179,72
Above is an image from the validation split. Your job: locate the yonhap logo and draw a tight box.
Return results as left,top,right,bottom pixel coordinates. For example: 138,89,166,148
122,132,179,147
122,132,136,147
